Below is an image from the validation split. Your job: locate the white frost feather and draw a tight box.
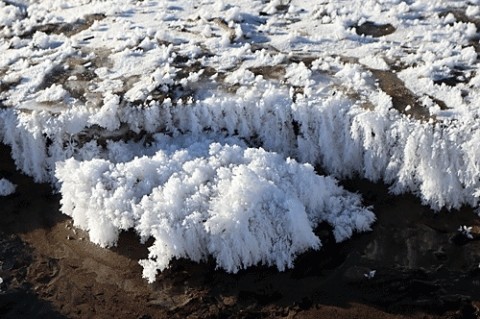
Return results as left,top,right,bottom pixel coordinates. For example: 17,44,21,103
56,139,375,282
0,178,16,196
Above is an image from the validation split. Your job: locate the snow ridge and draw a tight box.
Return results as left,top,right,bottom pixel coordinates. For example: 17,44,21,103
3,80,480,211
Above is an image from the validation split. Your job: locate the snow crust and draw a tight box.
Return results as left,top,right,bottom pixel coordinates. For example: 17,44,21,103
0,0,479,279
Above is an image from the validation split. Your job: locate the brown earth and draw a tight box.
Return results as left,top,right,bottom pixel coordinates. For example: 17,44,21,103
1,142,480,319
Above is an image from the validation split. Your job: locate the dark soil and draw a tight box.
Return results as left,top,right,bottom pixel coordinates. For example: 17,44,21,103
1,143,480,319
370,69,433,119
355,21,396,38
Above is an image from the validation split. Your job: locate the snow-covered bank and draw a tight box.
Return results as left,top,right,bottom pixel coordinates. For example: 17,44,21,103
1,0,479,279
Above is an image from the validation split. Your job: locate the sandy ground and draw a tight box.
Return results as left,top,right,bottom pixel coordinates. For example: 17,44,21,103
1,143,480,319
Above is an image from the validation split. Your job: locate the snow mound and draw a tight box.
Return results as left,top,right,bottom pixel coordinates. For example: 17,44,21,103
0,178,16,196
56,137,375,282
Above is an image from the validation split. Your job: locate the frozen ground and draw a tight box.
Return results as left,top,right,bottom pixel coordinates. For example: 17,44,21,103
2,145,480,319
0,0,479,280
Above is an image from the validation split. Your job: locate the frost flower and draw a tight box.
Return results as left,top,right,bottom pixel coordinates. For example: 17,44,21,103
364,270,376,279
458,225,473,239
0,179,16,196
56,137,375,282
